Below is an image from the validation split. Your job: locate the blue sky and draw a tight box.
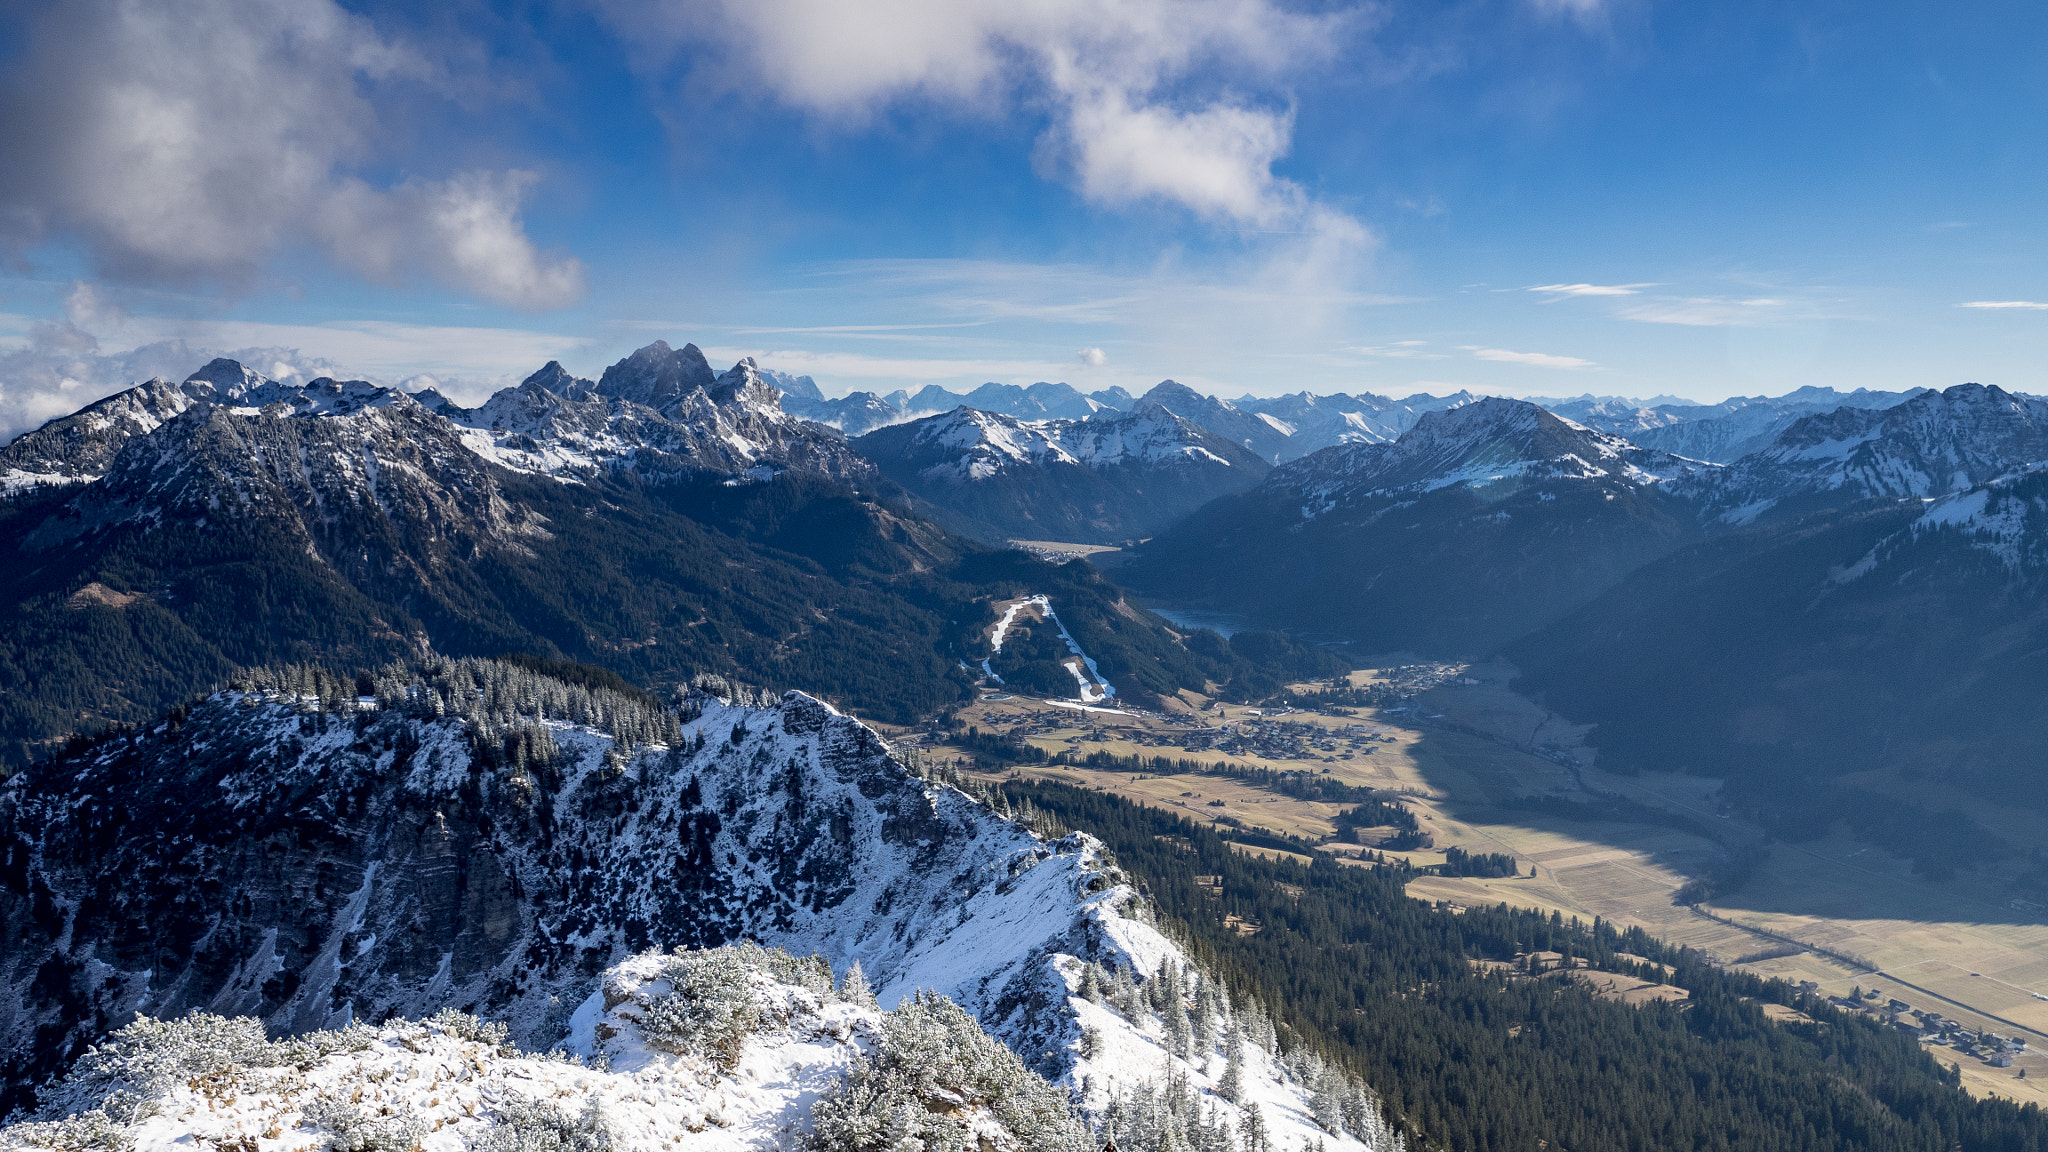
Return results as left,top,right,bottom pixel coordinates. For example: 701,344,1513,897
2,0,2046,434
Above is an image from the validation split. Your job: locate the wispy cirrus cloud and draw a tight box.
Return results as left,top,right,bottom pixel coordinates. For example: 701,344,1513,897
1347,340,1446,360
1465,345,1597,369
1956,300,2048,310
1527,282,1653,297
1616,296,1787,326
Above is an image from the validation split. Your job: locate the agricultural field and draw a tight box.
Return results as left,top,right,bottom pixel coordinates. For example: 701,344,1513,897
879,649,2048,1102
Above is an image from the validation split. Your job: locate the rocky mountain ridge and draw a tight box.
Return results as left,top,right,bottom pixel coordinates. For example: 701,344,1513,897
0,659,1394,1152
854,404,1269,544
1118,397,1709,655
1264,398,1706,515
430,344,873,484
1681,382,2048,520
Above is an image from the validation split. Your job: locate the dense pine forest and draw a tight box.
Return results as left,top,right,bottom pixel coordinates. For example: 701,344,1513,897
1005,780,2048,1152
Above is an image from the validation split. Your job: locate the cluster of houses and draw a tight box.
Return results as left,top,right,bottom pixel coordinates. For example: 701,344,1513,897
1800,983,2031,1066
1173,718,1395,763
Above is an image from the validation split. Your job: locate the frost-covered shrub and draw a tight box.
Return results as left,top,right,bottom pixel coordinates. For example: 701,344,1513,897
638,947,767,1068
637,942,843,1068
805,992,1089,1152
467,1095,614,1152
269,1022,378,1069
26,1011,330,1127
1,1108,130,1151
305,1098,430,1152
429,1007,513,1050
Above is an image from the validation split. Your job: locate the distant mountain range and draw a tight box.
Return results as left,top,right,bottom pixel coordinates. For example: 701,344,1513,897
762,375,1938,469
1112,381,2048,831
1119,398,1709,655
854,402,1269,544
9,348,2045,823
0,343,1228,767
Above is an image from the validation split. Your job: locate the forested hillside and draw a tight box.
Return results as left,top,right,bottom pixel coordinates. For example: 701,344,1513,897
0,469,1203,767
1009,780,2048,1152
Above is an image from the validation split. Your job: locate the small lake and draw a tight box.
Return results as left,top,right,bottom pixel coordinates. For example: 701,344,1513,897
1144,606,1256,637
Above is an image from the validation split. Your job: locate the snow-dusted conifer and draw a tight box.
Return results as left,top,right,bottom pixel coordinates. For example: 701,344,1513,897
1219,1022,1244,1104
840,960,876,1008
1193,977,1220,1055
1168,997,1194,1061
1241,1103,1272,1152
1312,1064,1348,1134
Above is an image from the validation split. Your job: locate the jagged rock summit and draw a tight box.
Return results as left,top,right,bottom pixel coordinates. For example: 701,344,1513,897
432,344,873,483
0,659,1398,1152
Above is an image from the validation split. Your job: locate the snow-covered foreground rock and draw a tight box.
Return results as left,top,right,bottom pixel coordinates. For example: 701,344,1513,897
2,939,1391,1152
0,661,1398,1152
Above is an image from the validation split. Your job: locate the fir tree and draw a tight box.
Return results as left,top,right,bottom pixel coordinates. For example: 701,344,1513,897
1240,1104,1271,1152
1193,977,1220,1056
1312,1065,1348,1135
1219,1023,1244,1105
1168,998,1194,1061
839,961,876,1008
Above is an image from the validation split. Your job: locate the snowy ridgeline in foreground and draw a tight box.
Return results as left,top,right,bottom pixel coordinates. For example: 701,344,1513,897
2,942,1400,1152
0,662,1399,1152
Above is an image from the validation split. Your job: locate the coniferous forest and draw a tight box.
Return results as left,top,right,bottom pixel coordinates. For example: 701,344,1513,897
1005,780,2048,1152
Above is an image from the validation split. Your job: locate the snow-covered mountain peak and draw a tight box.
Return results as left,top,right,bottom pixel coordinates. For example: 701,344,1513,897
1689,382,2048,520
595,340,720,410
1141,379,1227,415
235,375,411,417
711,356,789,413
521,358,593,397
864,403,1262,484
1269,397,1700,512
182,356,272,399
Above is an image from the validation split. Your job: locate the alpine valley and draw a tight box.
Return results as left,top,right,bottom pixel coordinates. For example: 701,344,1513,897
4,348,2048,1152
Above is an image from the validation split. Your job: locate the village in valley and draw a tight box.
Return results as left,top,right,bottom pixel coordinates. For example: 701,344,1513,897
870,592,2048,1106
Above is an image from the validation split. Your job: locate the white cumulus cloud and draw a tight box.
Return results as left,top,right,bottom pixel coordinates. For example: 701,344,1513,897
600,0,1356,236
1078,346,1108,367
0,0,582,309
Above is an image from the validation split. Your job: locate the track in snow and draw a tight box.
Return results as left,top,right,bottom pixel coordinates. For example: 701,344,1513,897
981,595,1115,703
